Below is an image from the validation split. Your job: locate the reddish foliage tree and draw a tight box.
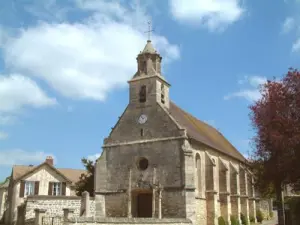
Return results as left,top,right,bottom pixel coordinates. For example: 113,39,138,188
249,68,300,225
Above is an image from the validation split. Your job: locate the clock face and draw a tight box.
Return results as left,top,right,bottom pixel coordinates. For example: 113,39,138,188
138,114,148,124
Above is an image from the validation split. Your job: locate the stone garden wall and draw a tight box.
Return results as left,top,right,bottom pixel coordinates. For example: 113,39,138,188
24,195,95,220
66,217,192,225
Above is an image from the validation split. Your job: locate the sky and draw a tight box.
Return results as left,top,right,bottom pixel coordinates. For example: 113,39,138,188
1,0,300,181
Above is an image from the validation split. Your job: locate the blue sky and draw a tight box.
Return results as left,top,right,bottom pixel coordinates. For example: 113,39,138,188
1,0,300,181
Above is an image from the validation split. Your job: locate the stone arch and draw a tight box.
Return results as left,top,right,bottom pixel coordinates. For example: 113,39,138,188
195,153,202,196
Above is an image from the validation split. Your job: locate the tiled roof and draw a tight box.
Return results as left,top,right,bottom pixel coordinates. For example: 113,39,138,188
169,102,247,163
12,164,86,184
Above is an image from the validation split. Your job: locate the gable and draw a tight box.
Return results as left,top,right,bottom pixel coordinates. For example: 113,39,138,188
105,103,183,144
12,163,72,185
22,164,70,183
20,163,70,183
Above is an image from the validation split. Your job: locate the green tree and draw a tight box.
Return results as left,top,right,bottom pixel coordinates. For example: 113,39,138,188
75,158,95,197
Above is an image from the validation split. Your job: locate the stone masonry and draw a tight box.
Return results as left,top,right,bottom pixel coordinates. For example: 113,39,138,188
92,39,271,225
24,195,95,220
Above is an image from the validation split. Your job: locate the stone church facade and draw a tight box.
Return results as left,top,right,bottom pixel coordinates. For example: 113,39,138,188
95,40,258,225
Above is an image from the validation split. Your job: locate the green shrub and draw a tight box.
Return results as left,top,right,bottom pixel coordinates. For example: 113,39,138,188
256,209,263,223
240,213,248,225
269,211,274,219
230,215,239,225
218,216,226,225
249,215,255,223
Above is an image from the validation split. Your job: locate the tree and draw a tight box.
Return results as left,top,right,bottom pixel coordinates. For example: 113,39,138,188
75,158,95,197
249,68,300,225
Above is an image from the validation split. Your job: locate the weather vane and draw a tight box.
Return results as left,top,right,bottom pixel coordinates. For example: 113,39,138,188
145,21,154,41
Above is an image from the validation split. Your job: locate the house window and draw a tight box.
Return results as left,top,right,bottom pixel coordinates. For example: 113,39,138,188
139,85,146,103
52,182,61,196
25,181,35,196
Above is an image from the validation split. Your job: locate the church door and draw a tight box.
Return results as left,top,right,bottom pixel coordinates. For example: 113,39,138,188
137,193,152,217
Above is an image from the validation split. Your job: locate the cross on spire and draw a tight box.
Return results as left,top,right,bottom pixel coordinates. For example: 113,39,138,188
145,21,154,41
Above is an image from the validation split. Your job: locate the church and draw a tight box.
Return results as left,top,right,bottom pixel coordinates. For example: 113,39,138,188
94,39,258,225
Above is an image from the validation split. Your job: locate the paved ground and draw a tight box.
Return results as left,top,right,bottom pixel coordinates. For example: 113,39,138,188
261,211,278,225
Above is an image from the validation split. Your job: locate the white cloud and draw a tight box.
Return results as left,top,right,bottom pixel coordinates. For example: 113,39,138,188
224,89,261,101
0,149,54,166
0,132,8,140
169,0,244,31
282,17,295,33
248,76,267,87
292,38,300,52
2,0,179,102
224,75,267,101
0,74,56,114
0,115,15,125
87,153,100,161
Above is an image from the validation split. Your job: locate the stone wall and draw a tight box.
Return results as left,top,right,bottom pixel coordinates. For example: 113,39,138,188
24,218,34,225
0,188,7,220
161,190,185,218
66,217,192,225
24,195,95,220
195,198,206,225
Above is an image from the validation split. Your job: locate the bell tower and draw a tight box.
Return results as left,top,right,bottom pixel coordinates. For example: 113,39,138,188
128,23,170,109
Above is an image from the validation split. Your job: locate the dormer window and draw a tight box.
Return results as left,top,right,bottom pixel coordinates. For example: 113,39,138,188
161,84,165,104
139,85,146,103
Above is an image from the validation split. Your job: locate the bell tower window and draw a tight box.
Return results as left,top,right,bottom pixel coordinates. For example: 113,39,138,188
139,85,146,103
143,61,147,74
161,84,165,104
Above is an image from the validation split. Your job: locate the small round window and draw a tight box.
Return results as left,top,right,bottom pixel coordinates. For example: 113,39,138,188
138,157,149,171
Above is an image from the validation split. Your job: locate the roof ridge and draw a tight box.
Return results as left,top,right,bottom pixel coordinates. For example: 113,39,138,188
57,168,86,171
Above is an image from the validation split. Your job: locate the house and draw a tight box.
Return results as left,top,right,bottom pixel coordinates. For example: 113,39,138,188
0,177,9,222
5,156,85,225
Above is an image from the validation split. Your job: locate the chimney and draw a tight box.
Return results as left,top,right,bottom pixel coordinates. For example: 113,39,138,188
45,156,54,166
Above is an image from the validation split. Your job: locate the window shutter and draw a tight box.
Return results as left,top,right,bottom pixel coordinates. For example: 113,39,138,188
34,181,39,195
19,181,25,197
62,182,66,196
48,182,53,195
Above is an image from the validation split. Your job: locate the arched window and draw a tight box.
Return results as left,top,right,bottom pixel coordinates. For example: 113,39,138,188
195,154,202,196
143,61,147,74
139,85,146,103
